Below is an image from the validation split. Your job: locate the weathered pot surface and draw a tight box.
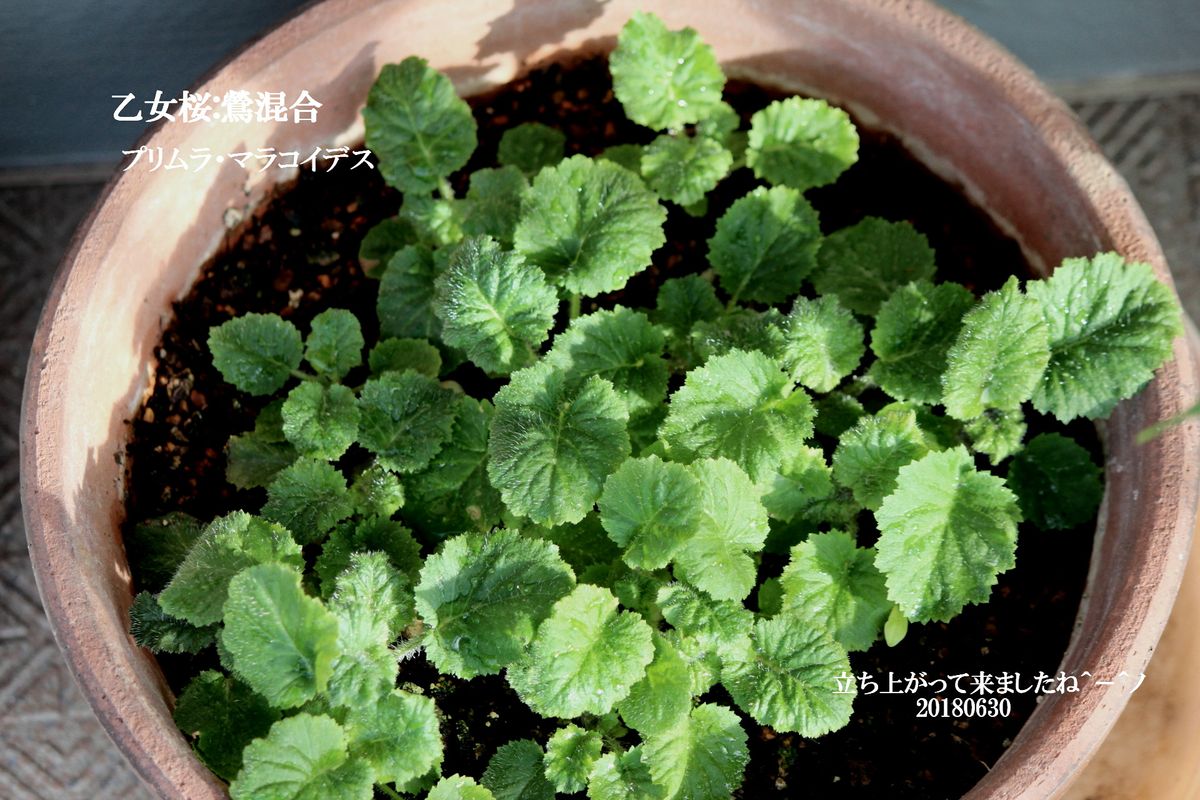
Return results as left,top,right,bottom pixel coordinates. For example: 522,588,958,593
20,1,1200,797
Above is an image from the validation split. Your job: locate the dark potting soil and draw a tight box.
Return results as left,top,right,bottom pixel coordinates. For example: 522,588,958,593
123,55,1099,798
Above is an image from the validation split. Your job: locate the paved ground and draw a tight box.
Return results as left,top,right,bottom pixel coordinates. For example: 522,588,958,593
0,182,154,798
0,88,1197,799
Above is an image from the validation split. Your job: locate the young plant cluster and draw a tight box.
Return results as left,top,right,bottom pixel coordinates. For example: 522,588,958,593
128,12,1182,800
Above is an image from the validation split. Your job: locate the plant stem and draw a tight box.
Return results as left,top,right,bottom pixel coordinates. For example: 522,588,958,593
601,731,627,755
581,713,628,754
378,784,404,800
568,293,582,320
438,178,456,201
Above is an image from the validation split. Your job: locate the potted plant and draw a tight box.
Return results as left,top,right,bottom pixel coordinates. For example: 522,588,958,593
21,1,1200,799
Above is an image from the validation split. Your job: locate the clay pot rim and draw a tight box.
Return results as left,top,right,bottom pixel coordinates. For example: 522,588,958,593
20,1,1200,799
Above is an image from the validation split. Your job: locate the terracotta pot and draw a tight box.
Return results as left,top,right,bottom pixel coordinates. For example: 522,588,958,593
20,0,1200,797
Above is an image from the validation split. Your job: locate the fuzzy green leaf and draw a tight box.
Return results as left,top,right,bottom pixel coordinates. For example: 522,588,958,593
229,714,372,800
643,703,748,800
598,455,702,570
248,399,306,452
527,514,620,576
482,740,555,800
226,401,296,489
875,447,1021,622
908,403,963,450
461,166,529,245
262,458,355,543
159,511,303,626
664,630,722,697
315,517,422,597
653,275,722,342
221,564,340,708
349,462,405,518
813,391,866,439
401,195,464,250
281,382,359,461
656,276,721,368
642,134,733,206
514,155,666,297
545,725,603,794
618,633,693,735
781,296,865,392
609,12,726,131
813,218,937,316
326,552,412,707
746,96,858,190
404,200,465,253
870,280,975,403
582,559,663,624
435,236,558,374
227,429,298,490
708,186,821,304
369,337,442,378
489,362,631,526
884,604,909,647
1007,433,1102,529
631,407,670,455
304,309,363,381
430,775,497,800
415,529,575,678
782,489,860,538
346,689,442,786
508,584,654,718
1028,253,1181,421
942,276,1051,420
406,396,503,536
256,400,290,439
125,512,204,594
757,445,834,523
757,578,784,618
832,405,935,511
499,122,566,176
763,520,811,559
779,531,890,651
657,581,752,662
689,308,786,365
378,245,443,340
672,459,770,601
209,313,303,396
599,144,645,174
695,100,742,149
129,592,217,654
364,56,477,193
174,670,280,781
680,197,710,218
359,217,416,277
588,747,664,800
357,371,458,473
723,615,855,736
330,551,412,645
964,409,1026,463
326,639,396,714
661,349,814,484
545,307,669,419
403,195,465,248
